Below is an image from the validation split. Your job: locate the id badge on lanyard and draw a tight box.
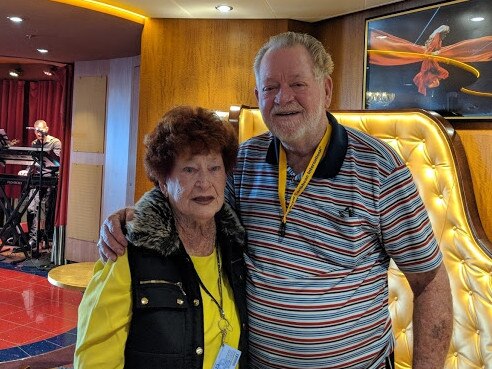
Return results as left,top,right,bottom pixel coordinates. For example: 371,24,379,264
212,344,241,369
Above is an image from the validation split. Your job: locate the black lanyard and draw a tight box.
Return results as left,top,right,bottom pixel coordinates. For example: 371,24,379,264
194,246,230,345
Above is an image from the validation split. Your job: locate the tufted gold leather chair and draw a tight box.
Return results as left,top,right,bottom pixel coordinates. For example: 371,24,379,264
229,106,492,369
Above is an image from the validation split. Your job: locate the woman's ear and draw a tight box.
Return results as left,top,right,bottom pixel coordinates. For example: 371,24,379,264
158,181,168,197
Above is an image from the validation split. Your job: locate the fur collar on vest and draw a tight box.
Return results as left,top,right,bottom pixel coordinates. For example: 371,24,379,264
126,187,245,257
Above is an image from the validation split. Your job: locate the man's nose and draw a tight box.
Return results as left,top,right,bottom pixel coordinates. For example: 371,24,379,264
274,86,295,105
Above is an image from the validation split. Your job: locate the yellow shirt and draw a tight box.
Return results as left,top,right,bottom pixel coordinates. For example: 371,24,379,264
74,254,132,369
74,249,241,369
191,249,241,368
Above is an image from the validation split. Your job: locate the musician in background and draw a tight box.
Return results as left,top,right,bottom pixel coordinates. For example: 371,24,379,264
19,119,61,249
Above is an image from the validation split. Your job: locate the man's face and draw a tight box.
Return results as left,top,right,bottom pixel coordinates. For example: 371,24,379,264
34,122,48,140
255,45,333,145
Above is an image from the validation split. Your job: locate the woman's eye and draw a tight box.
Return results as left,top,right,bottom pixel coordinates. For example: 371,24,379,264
183,167,195,173
210,166,222,172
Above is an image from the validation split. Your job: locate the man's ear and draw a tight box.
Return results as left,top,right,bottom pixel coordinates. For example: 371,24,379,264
324,76,333,110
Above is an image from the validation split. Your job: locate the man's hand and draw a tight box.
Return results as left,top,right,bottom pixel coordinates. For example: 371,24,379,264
98,207,134,261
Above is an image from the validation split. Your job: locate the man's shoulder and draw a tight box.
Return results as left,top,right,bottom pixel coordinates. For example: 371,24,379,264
238,133,271,154
345,127,403,166
48,135,61,143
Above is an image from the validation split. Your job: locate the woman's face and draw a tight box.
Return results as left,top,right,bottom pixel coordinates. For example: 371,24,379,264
161,151,227,224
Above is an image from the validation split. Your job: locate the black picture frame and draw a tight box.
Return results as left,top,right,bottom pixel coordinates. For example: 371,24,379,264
364,0,492,119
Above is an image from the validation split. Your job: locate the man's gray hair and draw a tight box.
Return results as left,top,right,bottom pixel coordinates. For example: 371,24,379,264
254,31,334,81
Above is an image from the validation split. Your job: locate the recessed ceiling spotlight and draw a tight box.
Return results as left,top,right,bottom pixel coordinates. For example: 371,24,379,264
215,4,233,13
7,16,23,23
9,68,23,78
43,66,57,76
37,48,49,54
470,16,484,22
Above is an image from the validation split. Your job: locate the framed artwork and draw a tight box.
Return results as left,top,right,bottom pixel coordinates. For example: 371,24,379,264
364,0,492,119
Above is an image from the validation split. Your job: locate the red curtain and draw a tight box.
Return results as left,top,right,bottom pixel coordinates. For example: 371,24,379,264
28,66,73,227
0,80,26,198
0,80,26,141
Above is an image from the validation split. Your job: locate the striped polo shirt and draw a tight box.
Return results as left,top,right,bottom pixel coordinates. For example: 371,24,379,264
226,113,442,369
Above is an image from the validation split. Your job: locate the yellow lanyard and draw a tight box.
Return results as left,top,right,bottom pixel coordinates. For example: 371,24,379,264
278,125,331,237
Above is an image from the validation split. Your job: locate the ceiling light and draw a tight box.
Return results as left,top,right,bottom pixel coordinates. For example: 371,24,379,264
9,68,23,78
43,66,57,76
37,48,49,54
7,16,23,23
470,17,484,22
215,4,233,13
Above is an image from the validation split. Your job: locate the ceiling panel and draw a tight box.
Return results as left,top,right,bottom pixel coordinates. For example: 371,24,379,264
0,0,402,80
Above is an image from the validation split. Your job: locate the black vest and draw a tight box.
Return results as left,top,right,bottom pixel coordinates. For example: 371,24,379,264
124,242,248,369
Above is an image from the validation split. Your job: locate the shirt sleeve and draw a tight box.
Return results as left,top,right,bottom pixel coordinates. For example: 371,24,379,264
73,252,132,369
53,137,61,158
380,165,442,273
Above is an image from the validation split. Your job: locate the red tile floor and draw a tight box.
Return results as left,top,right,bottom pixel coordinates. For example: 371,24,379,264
0,257,81,369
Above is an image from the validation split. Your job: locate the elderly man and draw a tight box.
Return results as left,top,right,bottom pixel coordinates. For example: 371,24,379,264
98,32,452,369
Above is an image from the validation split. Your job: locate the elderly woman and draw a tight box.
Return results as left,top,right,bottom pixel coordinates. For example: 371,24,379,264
74,106,248,369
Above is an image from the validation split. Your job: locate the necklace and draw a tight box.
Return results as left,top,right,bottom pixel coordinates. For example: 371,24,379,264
195,245,232,345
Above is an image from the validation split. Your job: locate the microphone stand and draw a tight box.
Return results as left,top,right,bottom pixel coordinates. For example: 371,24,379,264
33,131,47,259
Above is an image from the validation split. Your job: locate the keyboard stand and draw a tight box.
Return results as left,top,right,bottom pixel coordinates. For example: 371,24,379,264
0,178,44,263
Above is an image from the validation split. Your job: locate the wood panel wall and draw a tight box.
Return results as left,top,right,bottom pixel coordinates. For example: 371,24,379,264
137,19,296,198
455,126,492,241
67,57,139,262
137,1,492,241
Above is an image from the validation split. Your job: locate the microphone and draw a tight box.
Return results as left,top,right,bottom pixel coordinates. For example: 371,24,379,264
25,127,47,134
